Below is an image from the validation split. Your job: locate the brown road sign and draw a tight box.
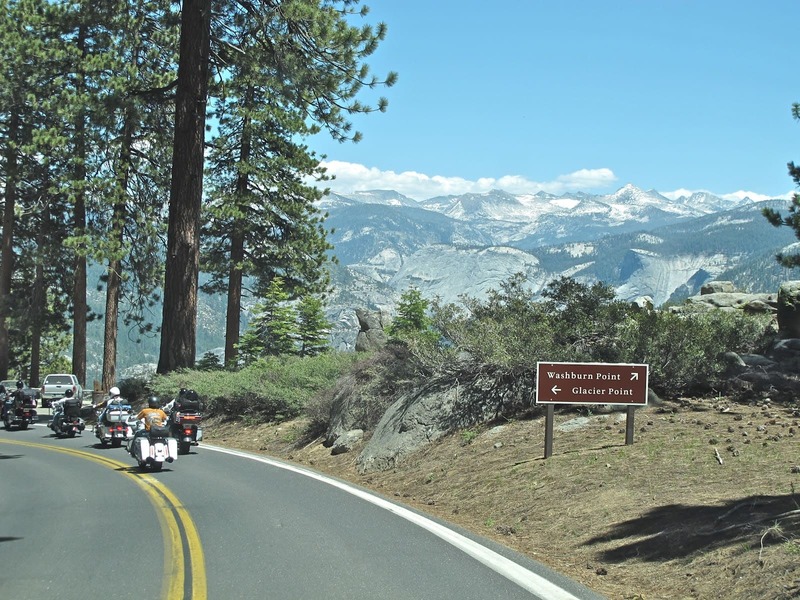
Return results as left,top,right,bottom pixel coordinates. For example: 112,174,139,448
536,361,649,406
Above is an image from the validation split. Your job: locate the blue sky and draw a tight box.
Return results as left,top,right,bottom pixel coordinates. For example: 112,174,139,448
309,1,798,202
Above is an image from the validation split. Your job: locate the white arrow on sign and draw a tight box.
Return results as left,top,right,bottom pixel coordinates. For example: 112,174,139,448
630,372,639,381
551,385,561,395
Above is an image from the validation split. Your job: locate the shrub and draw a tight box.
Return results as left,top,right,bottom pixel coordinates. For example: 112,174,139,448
617,308,772,397
149,351,359,422
303,345,416,436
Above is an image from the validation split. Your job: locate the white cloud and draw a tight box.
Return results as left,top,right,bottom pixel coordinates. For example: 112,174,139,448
318,161,618,201
317,160,790,203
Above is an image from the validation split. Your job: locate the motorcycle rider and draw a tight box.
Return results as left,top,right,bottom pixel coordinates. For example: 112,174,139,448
128,397,168,454
163,388,199,414
50,389,74,432
3,381,32,420
92,386,124,424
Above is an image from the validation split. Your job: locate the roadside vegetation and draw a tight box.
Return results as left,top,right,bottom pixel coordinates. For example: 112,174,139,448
139,275,776,424
118,274,800,598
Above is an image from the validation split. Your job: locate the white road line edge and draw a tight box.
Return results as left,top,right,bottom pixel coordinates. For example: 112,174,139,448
204,443,585,600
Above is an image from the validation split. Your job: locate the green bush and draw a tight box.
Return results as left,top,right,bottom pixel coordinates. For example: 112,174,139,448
417,275,773,402
618,308,771,397
147,275,776,437
149,351,359,421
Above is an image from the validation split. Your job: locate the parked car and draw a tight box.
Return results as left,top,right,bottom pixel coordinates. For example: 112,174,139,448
41,374,84,407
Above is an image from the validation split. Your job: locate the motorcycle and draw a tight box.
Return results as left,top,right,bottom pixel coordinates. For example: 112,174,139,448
94,401,135,448
50,399,85,438
127,422,178,471
168,407,203,455
2,392,38,430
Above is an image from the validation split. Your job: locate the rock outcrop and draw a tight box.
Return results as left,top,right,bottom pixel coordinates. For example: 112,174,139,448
354,309,387,352
680,280,778,314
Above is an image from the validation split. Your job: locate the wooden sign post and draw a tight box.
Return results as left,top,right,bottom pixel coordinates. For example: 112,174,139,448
536,361,649,458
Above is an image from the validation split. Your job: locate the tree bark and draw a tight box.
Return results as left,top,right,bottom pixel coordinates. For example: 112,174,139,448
29,210,46,391
71,24,87,387
102,109,135,391
225,228,245,367
0,108,19,380
157,0,211,373
224,104,252,367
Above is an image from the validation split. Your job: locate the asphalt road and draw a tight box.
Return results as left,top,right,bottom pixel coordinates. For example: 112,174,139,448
0,422,606,600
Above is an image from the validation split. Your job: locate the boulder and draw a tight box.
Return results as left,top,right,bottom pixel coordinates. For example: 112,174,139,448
684,292,777,313
330,429,364,455
354,309,387,352
355,381,498,474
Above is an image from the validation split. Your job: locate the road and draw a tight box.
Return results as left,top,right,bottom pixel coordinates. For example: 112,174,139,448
0,422,606,600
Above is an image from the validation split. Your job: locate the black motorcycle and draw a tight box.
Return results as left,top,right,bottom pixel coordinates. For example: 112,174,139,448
2,391,38,430
50,399,86,438
167,394,203,455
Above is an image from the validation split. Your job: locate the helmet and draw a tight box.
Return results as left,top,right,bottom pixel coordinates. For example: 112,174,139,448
109,386,121,397
184,389,199,402
148,396,160,409
65,389,73,397
16,380,23,389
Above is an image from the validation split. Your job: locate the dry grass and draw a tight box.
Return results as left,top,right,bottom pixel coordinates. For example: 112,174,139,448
205,397,800,600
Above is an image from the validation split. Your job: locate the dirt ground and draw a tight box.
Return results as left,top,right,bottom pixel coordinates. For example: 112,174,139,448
205,397,800,600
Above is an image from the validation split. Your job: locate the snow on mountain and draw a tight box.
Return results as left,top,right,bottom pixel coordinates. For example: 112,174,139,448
340,189,419,207
676,191,753,214
317,189,418,210
309,187,794,349
338,184,736,235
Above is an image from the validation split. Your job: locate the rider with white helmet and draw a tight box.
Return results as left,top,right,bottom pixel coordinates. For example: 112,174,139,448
92,386,123,425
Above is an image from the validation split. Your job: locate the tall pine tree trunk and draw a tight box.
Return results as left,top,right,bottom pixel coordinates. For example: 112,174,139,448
0,108,19,380
101,110,134,391
158,0,211,373
224,104,252,367
71,24,87,388
29,211,46,391
225,229,244,367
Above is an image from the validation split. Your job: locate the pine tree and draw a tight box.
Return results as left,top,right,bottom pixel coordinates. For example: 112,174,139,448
237,277,298,362
763,102,800,268
388,288,432,338
297,295,331,357
202,29,334,366
159,0,396,373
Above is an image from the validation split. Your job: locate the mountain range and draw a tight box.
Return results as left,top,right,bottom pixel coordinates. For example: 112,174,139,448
87,184,799,381
320,185,795,334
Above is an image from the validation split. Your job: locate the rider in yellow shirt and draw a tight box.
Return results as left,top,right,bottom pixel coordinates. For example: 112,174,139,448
127,397,168,456
137,397,168,430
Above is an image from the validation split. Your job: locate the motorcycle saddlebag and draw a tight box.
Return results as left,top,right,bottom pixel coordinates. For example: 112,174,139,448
64,399,82,418
137,437,150,458
149,424,171,439
176,398,201,412
21,392,37,408
167,437,178,459
106,408,131,422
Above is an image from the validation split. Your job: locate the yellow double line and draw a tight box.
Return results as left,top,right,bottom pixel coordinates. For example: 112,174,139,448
0,439,207,600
